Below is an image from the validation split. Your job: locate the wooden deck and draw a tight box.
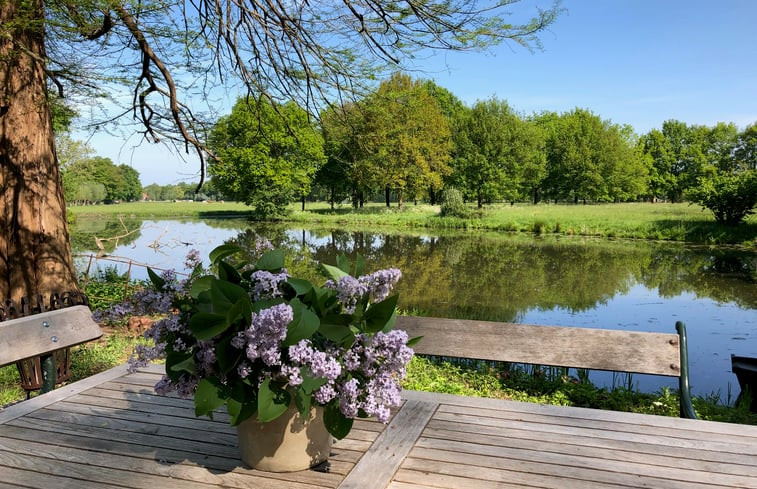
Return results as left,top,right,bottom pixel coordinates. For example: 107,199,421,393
1,363,756,488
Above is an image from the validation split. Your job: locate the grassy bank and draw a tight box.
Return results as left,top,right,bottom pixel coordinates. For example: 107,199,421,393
68,201,757,245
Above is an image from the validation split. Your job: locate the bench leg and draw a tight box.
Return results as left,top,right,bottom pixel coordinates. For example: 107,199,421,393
40,354,56,394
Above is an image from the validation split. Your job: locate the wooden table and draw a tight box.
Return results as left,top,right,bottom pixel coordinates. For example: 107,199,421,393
1,364,756,488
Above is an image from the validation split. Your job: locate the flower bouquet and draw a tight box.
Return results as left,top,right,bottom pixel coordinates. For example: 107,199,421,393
124,241,416,458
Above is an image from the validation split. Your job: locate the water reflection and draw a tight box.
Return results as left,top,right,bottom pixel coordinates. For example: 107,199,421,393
70,220,757,397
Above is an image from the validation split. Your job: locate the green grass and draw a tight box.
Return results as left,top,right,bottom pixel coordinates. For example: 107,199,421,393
403,356,757,424
69,200,757,246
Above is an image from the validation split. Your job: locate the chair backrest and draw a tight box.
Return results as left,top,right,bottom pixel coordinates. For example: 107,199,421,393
0,305,102,368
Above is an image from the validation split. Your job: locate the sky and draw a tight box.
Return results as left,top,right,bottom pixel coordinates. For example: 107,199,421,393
77,0,757,186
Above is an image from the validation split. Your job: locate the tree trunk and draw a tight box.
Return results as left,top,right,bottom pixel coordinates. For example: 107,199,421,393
0,0,80,305
384,186,390,207
301,195,305,211
329,186,335,210
397,189,403,209
533,187,539,205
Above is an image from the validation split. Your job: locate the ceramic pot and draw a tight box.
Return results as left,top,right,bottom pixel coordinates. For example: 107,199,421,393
236,404,332,472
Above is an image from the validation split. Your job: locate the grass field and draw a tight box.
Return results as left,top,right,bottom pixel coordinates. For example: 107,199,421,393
68,200,757,245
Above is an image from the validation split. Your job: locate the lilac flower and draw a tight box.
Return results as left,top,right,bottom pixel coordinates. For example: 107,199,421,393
326,275,368,313
314,383,337,404
249,269,289,301
360,268,402,303
287,340,342,380
243,303,293,366
338,378,360,418
184,249,202,270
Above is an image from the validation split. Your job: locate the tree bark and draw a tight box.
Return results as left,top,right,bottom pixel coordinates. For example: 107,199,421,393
385,186,390,207
0,0,79,305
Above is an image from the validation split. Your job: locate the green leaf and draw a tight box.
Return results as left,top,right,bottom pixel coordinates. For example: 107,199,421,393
189,275,215,300
321,263,349,282
354,254,366,277
226,296,252,327
210,280,248,310
258,378,291,422
324,401,353,440
294,386,311,418
216,335,243,374
194,378,226,418
164,350,193,382
255,249,285,271
252,297,285,313
146,267,166,291
283,299,320,346
300,368,328,394
363,294,399,333
381,308,398,333
188,312,229,340
227,383,258,426
318,322,355,346
406,335,424,348
209,244,244,265
336,254,351,274
169,356,197,375
287,277,313,296
218,260,242,284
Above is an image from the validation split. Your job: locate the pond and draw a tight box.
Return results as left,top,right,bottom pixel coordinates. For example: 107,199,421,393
71,217,757,400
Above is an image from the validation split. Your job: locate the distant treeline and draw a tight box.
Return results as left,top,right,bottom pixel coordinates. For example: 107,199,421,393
205,72,756,222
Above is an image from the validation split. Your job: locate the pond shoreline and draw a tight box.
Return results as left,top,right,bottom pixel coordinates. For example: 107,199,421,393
68,201,757,247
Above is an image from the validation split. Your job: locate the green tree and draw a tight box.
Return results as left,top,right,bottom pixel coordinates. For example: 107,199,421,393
118,164,142,202
361,73,452,208
541,109,642,203
641,120,709,202
320,102,375,208
208,98,326,217
454,99,519,207
735,123,757,171
422,81,469,204
0,0,560,304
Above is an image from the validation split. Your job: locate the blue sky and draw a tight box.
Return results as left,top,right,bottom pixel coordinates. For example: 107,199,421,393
82,0,757,186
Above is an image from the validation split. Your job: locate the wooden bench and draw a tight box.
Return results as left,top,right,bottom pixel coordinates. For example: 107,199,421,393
395,316,697,418
0,305,102,394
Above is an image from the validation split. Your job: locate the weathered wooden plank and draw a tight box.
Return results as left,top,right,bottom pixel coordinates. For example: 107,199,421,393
396,316,681,376
402,450,737,489
393,465,618,489
0,465,123,489
424,420,757,470
413,435,757,488
402,389,757,437
431,408,757,456
435,403,757,449
0,305,102,367
0,436,341,489
0,363,129,424
338,399,438,489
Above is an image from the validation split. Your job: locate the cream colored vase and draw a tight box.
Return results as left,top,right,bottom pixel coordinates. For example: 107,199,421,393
237,404,332,472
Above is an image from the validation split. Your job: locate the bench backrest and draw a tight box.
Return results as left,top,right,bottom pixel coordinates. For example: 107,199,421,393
395,316,697,418
396,316,682,376
0,305,102,368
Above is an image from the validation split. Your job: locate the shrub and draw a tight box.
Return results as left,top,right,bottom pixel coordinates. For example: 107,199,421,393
687,170,757,225
439,187,468,218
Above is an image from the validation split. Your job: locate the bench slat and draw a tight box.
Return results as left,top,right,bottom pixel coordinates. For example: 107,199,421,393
396,316,681,377
0,305,102,367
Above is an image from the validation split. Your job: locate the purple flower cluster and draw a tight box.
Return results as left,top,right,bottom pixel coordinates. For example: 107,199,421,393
285,330,413,423
338,330,413,422
233,303,294,367
325,268,402,313
184,249,202,271
249,269,289,301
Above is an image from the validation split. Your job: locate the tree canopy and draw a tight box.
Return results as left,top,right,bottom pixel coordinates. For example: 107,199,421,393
0,0,561,303
208,98,325,217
